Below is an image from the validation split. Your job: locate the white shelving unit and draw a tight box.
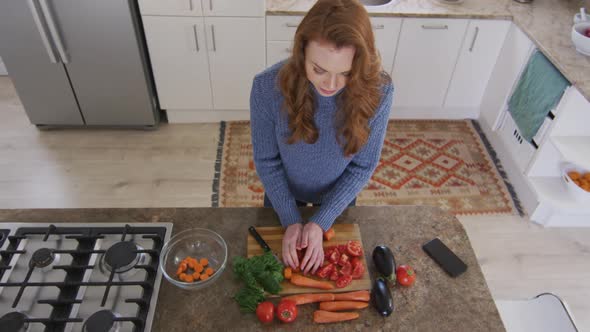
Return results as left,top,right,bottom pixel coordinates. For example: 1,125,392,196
526,87,590,227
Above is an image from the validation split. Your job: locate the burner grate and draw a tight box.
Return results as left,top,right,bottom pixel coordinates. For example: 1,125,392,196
0,224,167,332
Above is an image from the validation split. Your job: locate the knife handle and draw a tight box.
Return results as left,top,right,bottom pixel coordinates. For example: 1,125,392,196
248,226,271,252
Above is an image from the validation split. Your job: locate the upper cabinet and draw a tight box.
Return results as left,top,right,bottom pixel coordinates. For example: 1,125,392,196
203,0,264,17
444,20,511,116
392,18,469,110
139,0,264,17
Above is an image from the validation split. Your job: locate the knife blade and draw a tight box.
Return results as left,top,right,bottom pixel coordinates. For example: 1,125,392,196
248,226,283,265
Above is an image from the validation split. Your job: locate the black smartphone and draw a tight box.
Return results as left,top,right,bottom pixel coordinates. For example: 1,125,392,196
422,238,467,277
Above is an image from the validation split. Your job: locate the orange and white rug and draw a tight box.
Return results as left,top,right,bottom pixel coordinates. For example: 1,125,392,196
212,119,523,216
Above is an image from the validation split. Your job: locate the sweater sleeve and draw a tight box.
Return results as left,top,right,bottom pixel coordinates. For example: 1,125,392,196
309,82,394,231
250,76,303,227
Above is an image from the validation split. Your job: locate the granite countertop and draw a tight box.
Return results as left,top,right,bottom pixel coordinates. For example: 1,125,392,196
0,206,504,331
267,0,590,103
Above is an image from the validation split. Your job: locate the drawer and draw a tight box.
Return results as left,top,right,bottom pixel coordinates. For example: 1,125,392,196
138,0,202,16
266,15,303,41
267,41,293,67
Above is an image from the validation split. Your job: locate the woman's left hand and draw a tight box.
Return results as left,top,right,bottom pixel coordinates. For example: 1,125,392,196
299,222,324,275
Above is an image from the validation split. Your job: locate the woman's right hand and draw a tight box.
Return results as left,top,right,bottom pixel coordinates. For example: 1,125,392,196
282,223,303,269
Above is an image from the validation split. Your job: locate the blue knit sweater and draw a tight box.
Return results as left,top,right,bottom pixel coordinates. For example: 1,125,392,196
250,62,394,231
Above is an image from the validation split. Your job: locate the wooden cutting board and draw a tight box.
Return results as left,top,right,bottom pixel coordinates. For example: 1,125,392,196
247,224,371,295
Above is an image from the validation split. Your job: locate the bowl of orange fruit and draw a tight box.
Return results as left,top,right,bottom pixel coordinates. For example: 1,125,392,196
159,228,227,290
563,163,590,201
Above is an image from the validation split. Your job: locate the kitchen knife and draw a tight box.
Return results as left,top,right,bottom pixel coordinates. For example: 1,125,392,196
248,226,283,265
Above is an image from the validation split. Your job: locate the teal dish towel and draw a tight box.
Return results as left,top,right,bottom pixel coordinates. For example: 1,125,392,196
508,50,569,142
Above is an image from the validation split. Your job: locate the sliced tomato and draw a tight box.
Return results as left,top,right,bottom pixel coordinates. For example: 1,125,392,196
340,261,352,276
351,260,365,279
329,269,340,281
316,263,335,279
335,275,352,288
346,240,362,257
337,244,348,254
338,253,350,267
323,246,337,260
328,250,340,264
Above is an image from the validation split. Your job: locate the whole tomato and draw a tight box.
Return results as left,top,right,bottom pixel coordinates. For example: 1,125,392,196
396,265,416,286
276,299,297,323
256,301,274,323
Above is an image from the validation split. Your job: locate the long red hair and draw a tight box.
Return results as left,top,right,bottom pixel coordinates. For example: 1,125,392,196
278,0,389,156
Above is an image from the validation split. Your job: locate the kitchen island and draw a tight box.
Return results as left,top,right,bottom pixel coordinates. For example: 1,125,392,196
0,206,504,331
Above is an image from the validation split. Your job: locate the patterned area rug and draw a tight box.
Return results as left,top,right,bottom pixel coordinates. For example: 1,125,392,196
212,120,523,216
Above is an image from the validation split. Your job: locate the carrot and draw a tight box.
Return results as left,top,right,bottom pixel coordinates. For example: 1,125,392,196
185,274,194,282
194,263,204,273
187,260,196,270
313,310,359,323
192,272,201,280
333,290,370,302
284,267,293,280
176,267,184,276
205,267,214,276
200,274,209,281
282,293,335,305
319,301,369,311
290,274,334,290
179,273,188,281
323,228,336,241
179,262,187,272
200,258,209,266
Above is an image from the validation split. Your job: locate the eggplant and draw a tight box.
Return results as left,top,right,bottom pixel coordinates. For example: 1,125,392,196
371,277,394,317
372,245,396,282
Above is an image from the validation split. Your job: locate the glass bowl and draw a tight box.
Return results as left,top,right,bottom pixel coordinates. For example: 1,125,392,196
159,228,228,290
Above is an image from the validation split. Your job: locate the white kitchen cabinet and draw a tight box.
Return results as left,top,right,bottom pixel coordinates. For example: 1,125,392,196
0,56,7,75
142,16,212,110
267,41,292,67
444,20,511,115
205,17,265,109
203,0,264,17
265,16,400,73
392,18,468,109
138,0,202,16
371,17,401,75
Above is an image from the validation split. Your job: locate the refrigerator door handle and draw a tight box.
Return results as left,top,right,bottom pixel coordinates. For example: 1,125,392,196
26,0,58,63
38,0,69,64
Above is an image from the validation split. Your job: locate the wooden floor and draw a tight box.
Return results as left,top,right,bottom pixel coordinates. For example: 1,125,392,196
1,76,589,331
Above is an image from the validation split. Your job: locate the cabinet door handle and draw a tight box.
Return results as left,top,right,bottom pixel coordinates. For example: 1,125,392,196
193,24,200,52
372,24,385,30
211,24,216,52
285,23,299,28
27,0,58,63
469,26,480,52
39,0,69,63
421,24,448,30
188,0,193,11
209,0,213,11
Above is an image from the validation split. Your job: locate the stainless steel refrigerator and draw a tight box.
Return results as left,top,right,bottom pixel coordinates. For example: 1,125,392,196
0,0,159,128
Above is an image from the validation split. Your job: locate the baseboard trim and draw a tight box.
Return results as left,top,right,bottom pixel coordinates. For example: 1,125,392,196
166,109,250,123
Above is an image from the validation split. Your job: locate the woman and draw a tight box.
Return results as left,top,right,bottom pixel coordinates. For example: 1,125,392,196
250,0,394,275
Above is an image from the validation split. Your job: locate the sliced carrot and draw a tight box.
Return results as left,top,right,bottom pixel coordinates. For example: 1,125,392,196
185,274,194,282
282,293,335,305
192,272,201,280
187,260,196,270
290,274,334,290
205,267,214,276
176,267,184,276
200,273,209,281
333,290,370,302
323,228,336,241
194,263,204,273
179,273,188,281
200,258,209,267
284,267,293,280
319,301,369,311
179,262,187,272
313,310,359,324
